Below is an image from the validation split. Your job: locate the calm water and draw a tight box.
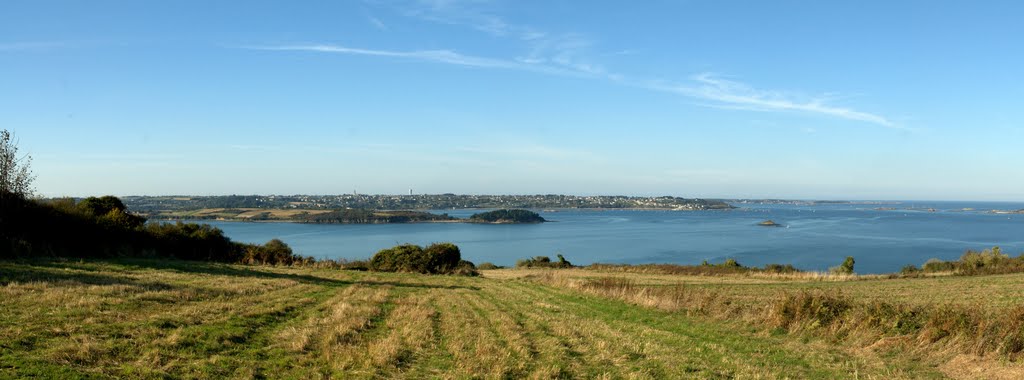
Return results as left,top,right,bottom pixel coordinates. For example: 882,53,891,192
201,201,1024,274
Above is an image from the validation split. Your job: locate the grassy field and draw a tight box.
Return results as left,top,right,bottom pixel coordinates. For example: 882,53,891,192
487,269,1024,308
1,260,1022,379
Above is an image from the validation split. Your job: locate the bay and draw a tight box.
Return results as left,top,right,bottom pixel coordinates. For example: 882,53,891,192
200,201,1024,274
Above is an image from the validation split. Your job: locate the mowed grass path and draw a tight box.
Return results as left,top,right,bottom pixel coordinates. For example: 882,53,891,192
0,260,942,379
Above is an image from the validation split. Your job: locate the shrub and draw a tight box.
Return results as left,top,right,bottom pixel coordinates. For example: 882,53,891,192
239,238,303,265
958,247,1018,275
453,260,479,276
516,255,573,269
763,263,800,273
477,262,501,270
423,242,462,274
368,243,476,275
342,259,371,271
829,256,855,275
922,258,955,273
369,244,425,273
98,208,146,230
900,264,921,276
78,196,128,217
556,254,572,267
919,247,1024,275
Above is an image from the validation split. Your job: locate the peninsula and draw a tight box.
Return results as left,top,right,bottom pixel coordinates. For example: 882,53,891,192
122,194,735,217
139,207,548,224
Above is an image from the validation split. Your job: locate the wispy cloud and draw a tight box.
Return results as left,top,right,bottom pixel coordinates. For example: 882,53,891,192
247,42,897,127
648,73,898,128
391,0,546,41
356,1,899,128
247,43,898,128
372,1,616,81
456,144,601,162
243,44,597,77
366,15,389,30
0,41,66,51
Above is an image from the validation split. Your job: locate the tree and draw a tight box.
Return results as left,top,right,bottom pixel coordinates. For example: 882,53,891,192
79,196,128,216
0,129,35,199
556,254,572,268
830,256,856,275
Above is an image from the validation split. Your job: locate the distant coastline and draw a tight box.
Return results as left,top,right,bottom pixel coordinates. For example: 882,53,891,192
151,208,549,225
122,194,736,215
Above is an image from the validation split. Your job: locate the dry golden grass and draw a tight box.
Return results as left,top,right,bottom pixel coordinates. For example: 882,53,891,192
487,267,1024,307
5,259,1021,378
521,269,1024,379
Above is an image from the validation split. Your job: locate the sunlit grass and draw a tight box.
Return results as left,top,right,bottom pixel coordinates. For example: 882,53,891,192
3,258,1021,378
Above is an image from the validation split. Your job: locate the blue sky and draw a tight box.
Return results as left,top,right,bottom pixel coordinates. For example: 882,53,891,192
3,1,1022,200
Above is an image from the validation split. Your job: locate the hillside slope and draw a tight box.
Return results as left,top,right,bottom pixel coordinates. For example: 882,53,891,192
0,259,988,378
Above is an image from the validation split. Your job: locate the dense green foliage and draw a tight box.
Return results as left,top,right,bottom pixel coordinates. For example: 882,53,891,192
900,264,922,275
302,209,455,224
368,243,477,275
911,247,1024,275
829,256,856,275
477,262,503,270
0,194,304,265
470,209,546,223
516,254,573,268
0,129,35,199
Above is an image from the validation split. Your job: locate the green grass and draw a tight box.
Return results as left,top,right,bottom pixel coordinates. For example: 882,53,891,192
1,258,1010,378
692,274,1024,308
490,267,1024,307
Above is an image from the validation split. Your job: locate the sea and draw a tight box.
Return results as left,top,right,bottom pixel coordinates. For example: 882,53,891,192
199,201,1024,274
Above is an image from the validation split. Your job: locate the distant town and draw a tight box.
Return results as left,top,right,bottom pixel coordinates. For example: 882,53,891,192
121,194,736,214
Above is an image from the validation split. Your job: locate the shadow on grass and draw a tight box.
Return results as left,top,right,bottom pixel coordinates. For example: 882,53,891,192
0,261,175,292
3,258,479,291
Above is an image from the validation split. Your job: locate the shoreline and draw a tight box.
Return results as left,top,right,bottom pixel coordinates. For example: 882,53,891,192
143,206,735,224
154,217,547,225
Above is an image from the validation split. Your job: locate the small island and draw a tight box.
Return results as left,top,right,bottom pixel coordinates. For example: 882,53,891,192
758,220,783,227
469,209,546,224
990,209,1024,215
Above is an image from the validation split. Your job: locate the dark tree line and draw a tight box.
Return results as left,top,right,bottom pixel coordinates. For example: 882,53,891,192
0,130,301,264
302,209,455,224
1,194,304,265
